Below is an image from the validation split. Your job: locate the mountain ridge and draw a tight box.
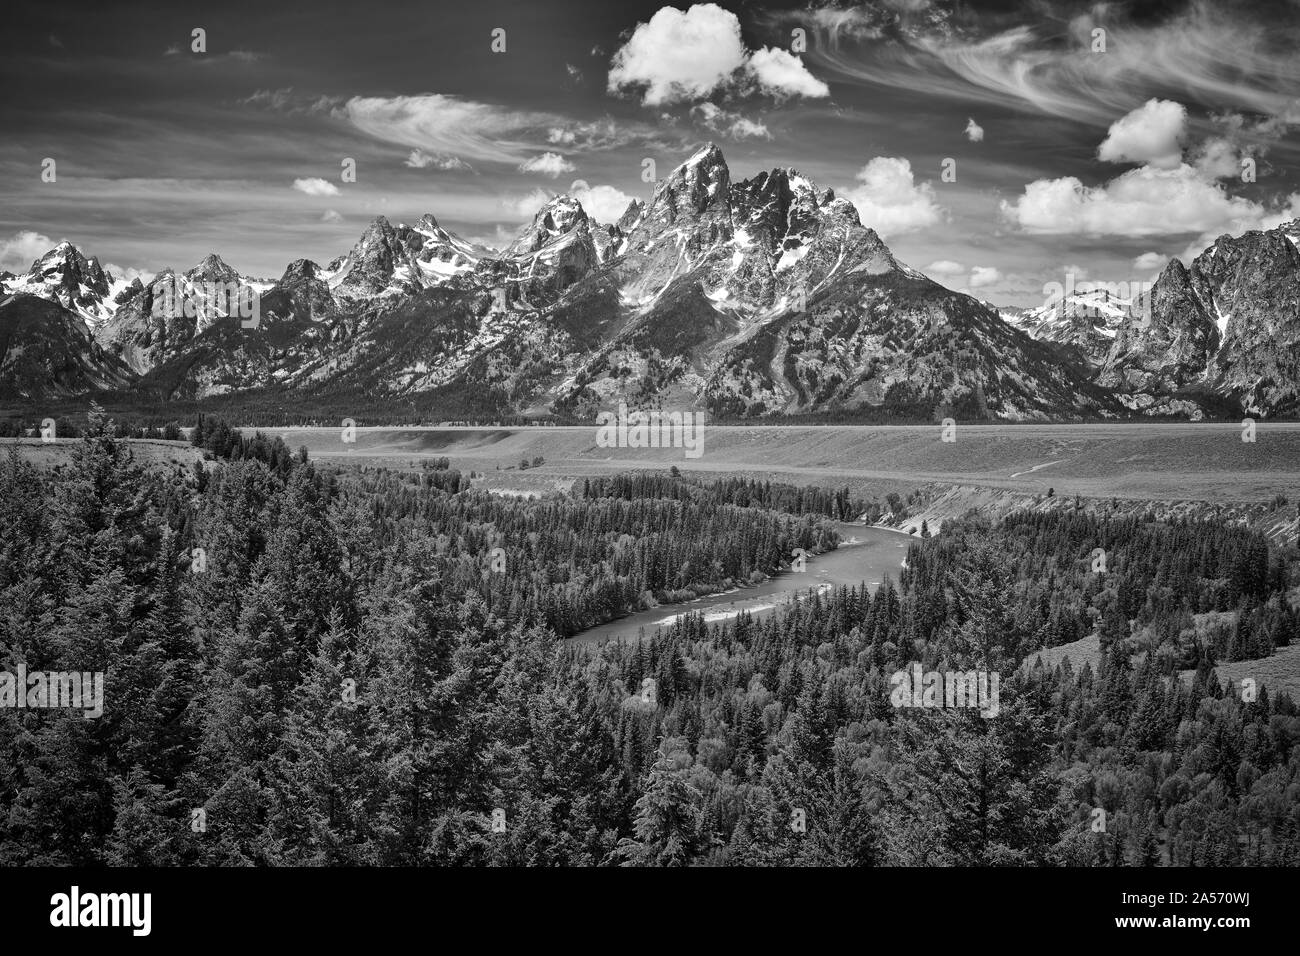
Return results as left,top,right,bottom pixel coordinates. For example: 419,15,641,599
3,145,1298,421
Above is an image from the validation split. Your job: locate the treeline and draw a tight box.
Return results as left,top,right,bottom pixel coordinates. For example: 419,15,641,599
962,511,1297,664
0,415,185,441
345,466,836,635
1,414,1297,866
580,473,879,522
190,414,303,477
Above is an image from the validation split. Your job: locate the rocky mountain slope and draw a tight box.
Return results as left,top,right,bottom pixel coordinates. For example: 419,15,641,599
1002,287,1130,369
3,145,1298,420
1098,222,1300,418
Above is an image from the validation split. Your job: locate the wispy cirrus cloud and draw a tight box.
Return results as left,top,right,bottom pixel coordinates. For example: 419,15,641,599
342,94,664,166
784,0,1300,131
405,149,472,171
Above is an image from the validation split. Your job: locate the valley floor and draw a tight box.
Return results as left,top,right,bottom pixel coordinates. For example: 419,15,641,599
247,421,1300,505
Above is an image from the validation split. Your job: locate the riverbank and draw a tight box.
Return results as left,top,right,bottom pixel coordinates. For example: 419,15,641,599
565,523,910,647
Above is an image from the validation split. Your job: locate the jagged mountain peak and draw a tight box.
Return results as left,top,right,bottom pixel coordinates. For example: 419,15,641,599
186,253,241,284
507,195,592,259
683,141,727,170
616,199,645,232
11,143,1300,421
280,258,322,283
660,142,730,199
1099,216,1300,417
3,237,114,326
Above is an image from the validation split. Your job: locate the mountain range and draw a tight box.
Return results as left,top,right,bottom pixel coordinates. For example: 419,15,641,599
4,144,1299,421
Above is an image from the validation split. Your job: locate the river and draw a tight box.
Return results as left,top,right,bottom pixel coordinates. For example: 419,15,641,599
566,523,914,647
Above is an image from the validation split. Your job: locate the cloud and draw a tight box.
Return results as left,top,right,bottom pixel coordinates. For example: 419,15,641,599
345,94,565,165
104,263,155,284
344,95,654,164
292,177,339,197
607,4,749,105
566,63,583,81
464,225,520,251
1097,99,1187,169
163,44,180,56
519,152,577,177
608,3,826,105
790,1,1300,132
1191,137,1244,179
924,259,966,276
569,180,636,223
1000,165,1273,236
321,209,344,223
504,188,554,218
1003,163,1300,238
1132,252,1169,272
842,157,944,236
405,149,471,171
242,88,345,116
692,103,771,140
964,118,984,142
746,47,829,99
505,180,633,224
1174,193,1300,261
969,266,1002,288
1003,97,1300,238
0,230,54,272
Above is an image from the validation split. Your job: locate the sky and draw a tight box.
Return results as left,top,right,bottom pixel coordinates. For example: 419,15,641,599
2,0,1299,307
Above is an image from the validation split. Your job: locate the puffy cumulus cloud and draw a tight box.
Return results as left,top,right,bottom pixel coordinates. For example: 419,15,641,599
104,263,156,284
569,180,637,224
519,152,577,177
0,230,55,272
464,225,520,252
321,209,345,224
842,157,944,236
1097,99,1187,169
968,266,1002,288
1005,97,1300,239
1191,137,1245,179
1132,251,1169,272
1172,192,1300,261
292,177,339,197
728,116,771,139
924,259,966,276
503,180,636,224
964,118,984,142
692,102,771,140
504,188,553,219
405,149,472,171
746,47,829,99
1000,163,1287,237
547,127,577,145
608,4,748,105
607,3,826,105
